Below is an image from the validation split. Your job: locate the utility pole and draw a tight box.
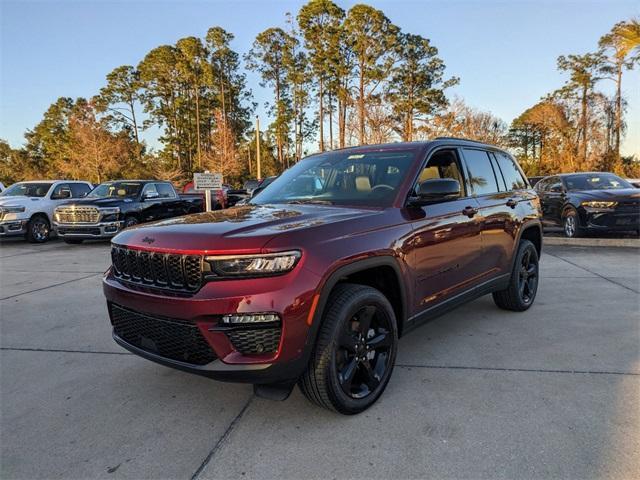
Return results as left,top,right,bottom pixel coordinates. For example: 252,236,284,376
255,115,262,179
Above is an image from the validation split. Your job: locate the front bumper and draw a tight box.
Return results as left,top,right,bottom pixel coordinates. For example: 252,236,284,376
55,221,123,239
0,219,27,236
580,207,640,232
103,265,322,384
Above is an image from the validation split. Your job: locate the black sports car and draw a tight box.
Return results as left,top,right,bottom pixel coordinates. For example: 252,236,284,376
535,172,640,237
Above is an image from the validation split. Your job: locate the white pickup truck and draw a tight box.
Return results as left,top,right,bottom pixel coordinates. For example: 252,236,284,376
0,180,93,242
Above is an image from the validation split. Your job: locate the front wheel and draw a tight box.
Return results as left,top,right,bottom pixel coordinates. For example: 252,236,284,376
124,216,138,228
493,239,539,312
26,215,50,243
562,208,582,238
298,283,398,415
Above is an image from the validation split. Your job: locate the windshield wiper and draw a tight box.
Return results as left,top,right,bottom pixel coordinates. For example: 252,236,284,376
286,199,334,205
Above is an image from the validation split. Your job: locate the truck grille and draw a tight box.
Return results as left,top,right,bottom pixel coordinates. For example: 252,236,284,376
110,304,216,365
111,245,203,293
56,206,100,224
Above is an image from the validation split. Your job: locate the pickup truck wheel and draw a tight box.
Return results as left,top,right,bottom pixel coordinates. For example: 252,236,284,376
26,214,50,243
298,283,398,415
492,239,539,312
124,216,138,228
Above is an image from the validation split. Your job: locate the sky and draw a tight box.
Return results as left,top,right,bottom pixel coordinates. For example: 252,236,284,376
1,0,639,155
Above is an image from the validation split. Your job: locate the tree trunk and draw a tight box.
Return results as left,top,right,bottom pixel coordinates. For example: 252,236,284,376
195,87,202,169
358,61,365,145
129,99,141,162
614,64,622,161
581,84,588,165
338,97,346,148
328,90,334,150
319,78,324,152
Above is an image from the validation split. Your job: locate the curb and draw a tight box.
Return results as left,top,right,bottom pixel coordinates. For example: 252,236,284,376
543,236,640,248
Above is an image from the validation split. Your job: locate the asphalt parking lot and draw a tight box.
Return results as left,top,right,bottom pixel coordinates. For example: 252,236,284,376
1,238,639,479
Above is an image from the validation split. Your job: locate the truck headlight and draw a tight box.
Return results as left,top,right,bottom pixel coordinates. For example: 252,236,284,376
581,201,617,209
2,206,26,213
205,251,301,278
100,207,120,221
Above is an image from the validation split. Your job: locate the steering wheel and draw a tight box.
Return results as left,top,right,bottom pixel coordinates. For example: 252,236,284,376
371,184,394,193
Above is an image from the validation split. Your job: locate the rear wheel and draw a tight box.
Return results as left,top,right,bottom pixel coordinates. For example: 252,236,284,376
26,214,50,243
562,207,582,238
493,239,539,312
299,284,398,415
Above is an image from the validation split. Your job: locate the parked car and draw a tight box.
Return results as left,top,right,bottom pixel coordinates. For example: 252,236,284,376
103,139,542,414
527,176,544,188
626,178,640,188
53,180,203,243
0,180,93,242
535,172,640,237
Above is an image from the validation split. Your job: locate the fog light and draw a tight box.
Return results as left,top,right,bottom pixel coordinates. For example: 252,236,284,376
222,313,279,324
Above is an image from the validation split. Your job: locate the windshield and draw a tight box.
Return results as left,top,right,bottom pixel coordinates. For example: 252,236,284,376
88,182,143,198
0,182,51,198
251,150,417,207
564,173,632,191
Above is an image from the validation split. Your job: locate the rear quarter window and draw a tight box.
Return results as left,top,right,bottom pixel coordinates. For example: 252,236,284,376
495,153,528,191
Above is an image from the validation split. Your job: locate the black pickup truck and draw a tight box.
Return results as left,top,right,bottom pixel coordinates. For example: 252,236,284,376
53,180,203,243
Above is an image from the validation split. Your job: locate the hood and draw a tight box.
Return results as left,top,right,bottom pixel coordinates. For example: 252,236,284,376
572,188,640,202
60,197,135,208
112,204,382,253
0,196,42,206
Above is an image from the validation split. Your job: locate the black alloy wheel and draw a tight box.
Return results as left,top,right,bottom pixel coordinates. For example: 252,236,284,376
517,246,538,306
336,305,393,399
299,283,398,414
124,216,138,228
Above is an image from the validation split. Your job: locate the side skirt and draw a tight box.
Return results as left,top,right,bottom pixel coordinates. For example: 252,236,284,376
403,273,510,335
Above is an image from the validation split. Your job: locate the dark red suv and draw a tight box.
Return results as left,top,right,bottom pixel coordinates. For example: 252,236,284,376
103,139,542,414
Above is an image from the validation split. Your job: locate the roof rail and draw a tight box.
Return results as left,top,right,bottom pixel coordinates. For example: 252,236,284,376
434,137,488,145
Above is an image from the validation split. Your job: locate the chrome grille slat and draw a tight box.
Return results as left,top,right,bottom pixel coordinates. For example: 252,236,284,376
110,246,202,293
56,206,100,224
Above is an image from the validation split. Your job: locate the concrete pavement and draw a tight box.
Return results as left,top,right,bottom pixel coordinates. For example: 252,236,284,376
1,239,638,479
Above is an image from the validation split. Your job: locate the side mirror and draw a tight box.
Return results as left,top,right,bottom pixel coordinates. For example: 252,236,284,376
411,178,461,205
144,191,160,200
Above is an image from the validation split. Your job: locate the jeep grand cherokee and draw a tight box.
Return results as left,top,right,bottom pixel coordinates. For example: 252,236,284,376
103,138,543,414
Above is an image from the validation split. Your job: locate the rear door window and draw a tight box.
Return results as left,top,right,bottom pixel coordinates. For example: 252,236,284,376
495,153,527,191
462,149,499,196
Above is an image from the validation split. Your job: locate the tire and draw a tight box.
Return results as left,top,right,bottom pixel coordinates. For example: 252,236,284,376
124,216,138,228
493,239,539,312
562,207,582,238
63,238,84,244
298,283,398,415
25,214,50,243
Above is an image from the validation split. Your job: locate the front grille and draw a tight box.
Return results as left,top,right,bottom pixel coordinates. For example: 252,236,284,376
110,304,216,365
616,201,640,214
226,327,281,354
56,206,100,224
111,245,203,293
58,227,101,236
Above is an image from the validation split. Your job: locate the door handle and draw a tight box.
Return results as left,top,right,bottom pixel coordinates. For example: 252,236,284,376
506,198,518,209
462,206,478,218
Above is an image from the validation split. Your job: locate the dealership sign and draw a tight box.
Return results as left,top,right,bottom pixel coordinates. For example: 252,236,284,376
194,172,223,191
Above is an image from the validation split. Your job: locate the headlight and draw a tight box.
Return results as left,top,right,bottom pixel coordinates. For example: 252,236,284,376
581,201,617,209
2,205,26,213
100,207,120,215
205,251,301,278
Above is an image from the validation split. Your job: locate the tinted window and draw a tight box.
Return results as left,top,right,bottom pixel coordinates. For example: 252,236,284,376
156,183,176,198
564,173,632,191
88,182,143,198
70,183,91,198
495,153,527,191
490,154,507,191
463,149,499,195
546,177,563,193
